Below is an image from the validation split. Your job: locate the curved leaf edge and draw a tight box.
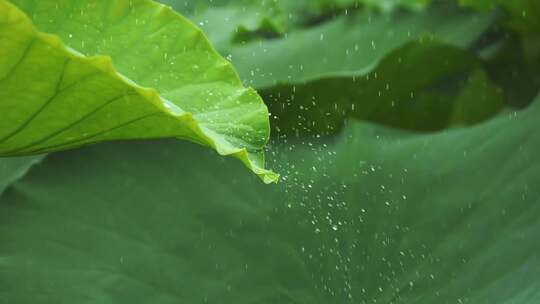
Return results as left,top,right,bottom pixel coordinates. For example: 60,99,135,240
0,155,45,198
2,0,279,184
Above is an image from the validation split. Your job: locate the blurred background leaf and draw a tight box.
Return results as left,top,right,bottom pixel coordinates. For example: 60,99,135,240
460,0,540,33
157,0,540,136
0,156,43,195
228,3,502,135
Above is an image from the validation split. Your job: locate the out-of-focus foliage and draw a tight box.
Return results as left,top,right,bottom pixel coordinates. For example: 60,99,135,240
174,0,511,135
159,0,286,49
457,0,540,107
1,0,540,303
171,0,539,136
229,7,491,87
235,10,497,134
460,0,540,33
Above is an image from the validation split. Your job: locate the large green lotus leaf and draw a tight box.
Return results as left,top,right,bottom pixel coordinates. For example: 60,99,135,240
281,95,540,303
0,0,277,183
1,91,539,302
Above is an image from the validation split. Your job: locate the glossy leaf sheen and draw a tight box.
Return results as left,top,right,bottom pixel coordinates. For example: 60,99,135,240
0,0,278,183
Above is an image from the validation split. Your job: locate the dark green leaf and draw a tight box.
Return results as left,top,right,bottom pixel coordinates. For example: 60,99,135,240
1,92,538,302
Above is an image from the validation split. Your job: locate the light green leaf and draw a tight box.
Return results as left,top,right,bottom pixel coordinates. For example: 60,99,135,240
1,88,539,302
0,0,277,183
